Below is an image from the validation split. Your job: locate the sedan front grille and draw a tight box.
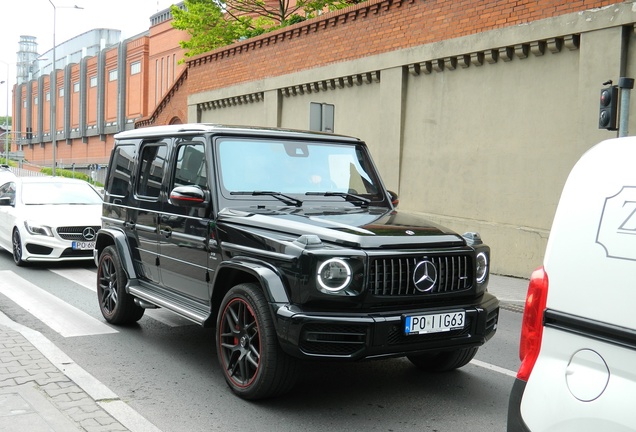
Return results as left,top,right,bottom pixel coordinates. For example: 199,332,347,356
369,255,472,296
57,226,100,241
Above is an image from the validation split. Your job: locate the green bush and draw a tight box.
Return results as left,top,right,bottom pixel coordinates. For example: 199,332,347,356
39,167,104,187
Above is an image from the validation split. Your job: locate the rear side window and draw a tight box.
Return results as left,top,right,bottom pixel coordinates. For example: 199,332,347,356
173,139,207,190
107,144,135,197
136,143,168,198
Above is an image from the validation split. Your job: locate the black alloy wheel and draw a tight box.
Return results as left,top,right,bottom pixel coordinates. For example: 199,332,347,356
12,228,24,266
216,283,298,400
97,245,144,324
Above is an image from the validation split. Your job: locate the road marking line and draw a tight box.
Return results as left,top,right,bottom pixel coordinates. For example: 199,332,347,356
0,270,117,338
470,359,518,378
0,310,162,432
51,268,194,327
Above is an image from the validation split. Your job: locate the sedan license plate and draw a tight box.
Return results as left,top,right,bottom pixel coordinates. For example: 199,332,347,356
404,311,465,335
72,241,95,250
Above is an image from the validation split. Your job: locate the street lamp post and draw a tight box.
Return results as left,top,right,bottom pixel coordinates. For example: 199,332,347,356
49,0,58,176
0,61,9,164
48,1,82,176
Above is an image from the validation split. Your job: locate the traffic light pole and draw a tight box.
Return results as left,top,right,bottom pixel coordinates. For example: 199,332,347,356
618,77,634,137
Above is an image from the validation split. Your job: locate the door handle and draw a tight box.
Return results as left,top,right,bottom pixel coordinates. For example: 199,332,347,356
160,228,172,238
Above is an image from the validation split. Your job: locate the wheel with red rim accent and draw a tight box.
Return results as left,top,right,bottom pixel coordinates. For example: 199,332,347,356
216,283,298,400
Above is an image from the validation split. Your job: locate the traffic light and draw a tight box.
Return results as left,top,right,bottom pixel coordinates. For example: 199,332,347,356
599,85,618,130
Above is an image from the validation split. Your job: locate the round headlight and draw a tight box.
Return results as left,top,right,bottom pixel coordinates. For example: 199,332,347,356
317,258,352,292
476,252,488,284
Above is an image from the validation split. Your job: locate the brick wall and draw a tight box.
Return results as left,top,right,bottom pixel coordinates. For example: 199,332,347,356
185,0,615,95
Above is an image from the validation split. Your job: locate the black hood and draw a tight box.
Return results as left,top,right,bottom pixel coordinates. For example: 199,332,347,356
217,206,466,249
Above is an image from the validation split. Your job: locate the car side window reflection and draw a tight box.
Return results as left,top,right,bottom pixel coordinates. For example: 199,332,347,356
173,141,207,190
0,182,16,205
137,143,168,199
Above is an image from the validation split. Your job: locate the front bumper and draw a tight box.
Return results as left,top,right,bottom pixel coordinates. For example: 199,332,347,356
21,234,94,262
275,293,499,360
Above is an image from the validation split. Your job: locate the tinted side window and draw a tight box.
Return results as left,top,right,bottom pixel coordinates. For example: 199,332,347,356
173,139,207,190
137,143,168,198
108,144,136,197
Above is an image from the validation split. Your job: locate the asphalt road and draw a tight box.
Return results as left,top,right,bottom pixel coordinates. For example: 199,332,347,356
0,252,522,432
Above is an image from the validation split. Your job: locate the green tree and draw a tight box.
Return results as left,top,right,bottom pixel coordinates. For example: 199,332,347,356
171,0,248,58
171,0,354,58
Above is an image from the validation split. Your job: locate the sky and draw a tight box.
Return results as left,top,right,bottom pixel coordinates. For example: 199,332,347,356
1,0,179,117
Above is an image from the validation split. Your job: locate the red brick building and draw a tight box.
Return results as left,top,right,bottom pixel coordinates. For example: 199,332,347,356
12,0,616,168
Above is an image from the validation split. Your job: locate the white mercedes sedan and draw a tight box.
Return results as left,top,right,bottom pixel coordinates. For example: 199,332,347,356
0,175,103,266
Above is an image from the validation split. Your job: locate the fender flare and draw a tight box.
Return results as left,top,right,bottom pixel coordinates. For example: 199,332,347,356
95,228,138,284
213,259,290,304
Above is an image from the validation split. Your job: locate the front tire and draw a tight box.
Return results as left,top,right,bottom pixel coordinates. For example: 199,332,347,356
97,245,144,324
12,228,25,266
216,283,298,400
407,347,478,372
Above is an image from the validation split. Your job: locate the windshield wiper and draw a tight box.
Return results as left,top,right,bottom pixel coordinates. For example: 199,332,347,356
305,191,371,207
231,191,303,207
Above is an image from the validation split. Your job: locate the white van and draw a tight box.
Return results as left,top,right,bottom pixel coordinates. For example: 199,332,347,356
507,137,636,431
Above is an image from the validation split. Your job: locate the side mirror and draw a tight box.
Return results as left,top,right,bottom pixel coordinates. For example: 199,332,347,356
387,190,399,207
169,185,207,207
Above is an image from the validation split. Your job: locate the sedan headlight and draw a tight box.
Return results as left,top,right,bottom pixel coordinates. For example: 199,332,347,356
476,252,488,284
24,221,54,237
317,258,352,293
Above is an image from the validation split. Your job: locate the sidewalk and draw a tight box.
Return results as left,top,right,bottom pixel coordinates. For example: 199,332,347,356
0,274,527,432
0,312,161,432
488,273,528,306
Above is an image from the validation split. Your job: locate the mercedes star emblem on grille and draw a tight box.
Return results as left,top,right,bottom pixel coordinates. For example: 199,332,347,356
82,227,97,241
413,260,438,292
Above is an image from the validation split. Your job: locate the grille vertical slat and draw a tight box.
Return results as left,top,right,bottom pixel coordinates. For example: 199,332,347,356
369,254,473,297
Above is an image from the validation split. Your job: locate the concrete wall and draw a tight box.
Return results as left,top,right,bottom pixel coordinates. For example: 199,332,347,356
184,1,636,277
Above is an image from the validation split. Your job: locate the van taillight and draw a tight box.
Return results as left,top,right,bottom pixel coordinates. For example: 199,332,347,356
517,266,549,381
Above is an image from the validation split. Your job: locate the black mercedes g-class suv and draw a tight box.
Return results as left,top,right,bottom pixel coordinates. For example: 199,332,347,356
95,124,499,400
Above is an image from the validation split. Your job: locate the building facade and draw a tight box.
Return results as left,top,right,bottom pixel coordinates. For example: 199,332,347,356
10,0,634,278
12,7,188,169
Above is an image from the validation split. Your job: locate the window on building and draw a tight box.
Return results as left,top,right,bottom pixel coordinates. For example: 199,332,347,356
34,97,38,105
59,87,64,98
46,92,50,101
23,100,26,108
109,69,118,81
73,82,80,92
130,61,141,75
90,76,97,87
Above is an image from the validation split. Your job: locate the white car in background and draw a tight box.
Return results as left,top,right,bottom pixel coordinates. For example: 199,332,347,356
0,176,103,266
507,137,636,431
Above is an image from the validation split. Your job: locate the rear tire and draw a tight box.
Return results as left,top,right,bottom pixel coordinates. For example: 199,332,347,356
407,347,478,372
97,245,144,324
216,283,299,400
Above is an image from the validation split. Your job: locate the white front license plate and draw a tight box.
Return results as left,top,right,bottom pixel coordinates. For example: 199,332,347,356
404,311,465,335
72,241,95,250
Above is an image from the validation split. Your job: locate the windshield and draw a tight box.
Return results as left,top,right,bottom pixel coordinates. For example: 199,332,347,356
22,181,103,205
217,139,382,201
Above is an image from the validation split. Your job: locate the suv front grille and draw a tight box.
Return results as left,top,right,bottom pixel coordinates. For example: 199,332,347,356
57,226,100,241
369,255,472,296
